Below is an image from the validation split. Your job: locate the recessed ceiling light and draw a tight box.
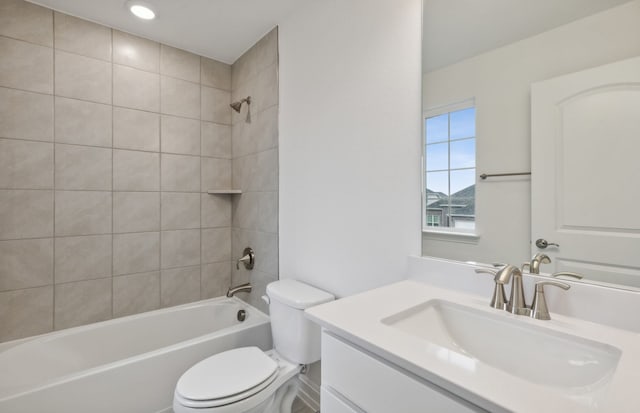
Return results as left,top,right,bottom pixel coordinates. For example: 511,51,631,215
127,1,156,20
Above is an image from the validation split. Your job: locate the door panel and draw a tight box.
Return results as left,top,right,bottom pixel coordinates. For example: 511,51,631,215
531,57,640,284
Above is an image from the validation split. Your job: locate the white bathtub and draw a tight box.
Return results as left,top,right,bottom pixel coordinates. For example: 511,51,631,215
0,297,272,413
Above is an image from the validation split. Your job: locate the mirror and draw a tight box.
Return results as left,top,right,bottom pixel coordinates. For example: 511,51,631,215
421,0,640,290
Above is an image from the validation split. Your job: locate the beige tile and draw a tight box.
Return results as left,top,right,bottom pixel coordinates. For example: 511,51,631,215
161,229,200,268
161,192,200,230
54,12,111,61
113,232,160,275
0,37,53,94
113,64,160,112
0,139,53,189
113,271,160,317
113,149,160,191
256,63,278,112
161,76,200,119
0,286,53,341
256,231,278,276
0,238,53,291
55,51,111,104
113,107,159,152
161,115,200,155
55,144,112,190
161,154,200,192
201,194,231,228
54,191,111,236
254,28,278,72
256,104,278,152
201,58,231,91
231,114,251,157
0,0,53,47
202,228,231,264
201,122,231,159
54,278,111,330
231,47,257,92
54,97,112,147
259,191,278,233
0,87,53,142
113,192,160,233
201,262,230,299
161,266,200,307
113,30,159,73
257,149,278,191
231,153,256,191
231,192,259,230
201,157,231,191
160,45,200,83
201,86,230,124
0,190,53,240
55,235,111,283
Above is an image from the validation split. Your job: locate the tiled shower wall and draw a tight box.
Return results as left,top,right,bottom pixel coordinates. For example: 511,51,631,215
0,0,243,342
230,29,279,313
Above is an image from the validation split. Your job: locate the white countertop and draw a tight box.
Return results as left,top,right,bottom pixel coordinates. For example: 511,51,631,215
306,280,640,413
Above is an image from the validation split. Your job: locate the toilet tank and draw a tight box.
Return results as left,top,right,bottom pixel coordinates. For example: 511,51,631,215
266,280,334,365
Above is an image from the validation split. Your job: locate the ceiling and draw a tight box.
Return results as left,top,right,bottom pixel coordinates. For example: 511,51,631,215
423,0,633,72
28,0,313,64
27,0,634,69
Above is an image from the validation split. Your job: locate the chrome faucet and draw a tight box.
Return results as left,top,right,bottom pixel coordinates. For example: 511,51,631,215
495,265,529,315
226,282,252,297
522,253,551,274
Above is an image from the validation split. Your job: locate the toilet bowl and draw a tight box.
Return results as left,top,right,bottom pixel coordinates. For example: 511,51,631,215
173,280,334,413
173,348,300,413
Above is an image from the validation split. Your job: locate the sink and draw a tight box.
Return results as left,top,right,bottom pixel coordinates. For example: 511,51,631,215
381,300,621,390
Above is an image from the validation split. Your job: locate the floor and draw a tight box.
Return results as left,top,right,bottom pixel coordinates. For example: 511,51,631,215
292,396,316,413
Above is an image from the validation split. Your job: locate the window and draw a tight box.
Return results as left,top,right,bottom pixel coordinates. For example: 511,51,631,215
424,104,476,232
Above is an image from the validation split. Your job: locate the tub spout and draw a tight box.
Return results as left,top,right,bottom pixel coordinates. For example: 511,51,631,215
226,283,252,297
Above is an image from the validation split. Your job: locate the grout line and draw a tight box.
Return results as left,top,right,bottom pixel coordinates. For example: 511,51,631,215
110,26,115,320
51,11,57,333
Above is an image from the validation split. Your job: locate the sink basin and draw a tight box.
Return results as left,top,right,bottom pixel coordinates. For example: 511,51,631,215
381,300,621,389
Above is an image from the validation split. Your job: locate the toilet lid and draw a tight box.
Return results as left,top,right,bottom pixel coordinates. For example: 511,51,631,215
176,347,278,402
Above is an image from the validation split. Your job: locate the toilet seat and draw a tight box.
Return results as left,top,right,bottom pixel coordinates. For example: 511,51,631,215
174,348,299,410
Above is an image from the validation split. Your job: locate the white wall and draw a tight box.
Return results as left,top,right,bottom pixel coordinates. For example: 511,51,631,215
422,1,640,265
278,0,423,298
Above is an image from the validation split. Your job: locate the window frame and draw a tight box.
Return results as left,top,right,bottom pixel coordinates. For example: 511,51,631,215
422,99,478,236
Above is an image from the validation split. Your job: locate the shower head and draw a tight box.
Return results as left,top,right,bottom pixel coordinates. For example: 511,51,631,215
230,96,251,113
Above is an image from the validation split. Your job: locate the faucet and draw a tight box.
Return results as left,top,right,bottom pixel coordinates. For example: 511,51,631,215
226,282,252,297
522,253,551,274
494,265,529,315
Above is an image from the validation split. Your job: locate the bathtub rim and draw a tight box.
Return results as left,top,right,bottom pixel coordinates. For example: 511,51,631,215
0,296,271,402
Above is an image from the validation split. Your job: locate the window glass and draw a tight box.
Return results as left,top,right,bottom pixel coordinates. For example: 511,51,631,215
425,114,448,143
424,105,476,232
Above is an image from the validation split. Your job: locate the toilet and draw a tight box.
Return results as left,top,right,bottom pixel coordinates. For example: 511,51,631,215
173,280,334,413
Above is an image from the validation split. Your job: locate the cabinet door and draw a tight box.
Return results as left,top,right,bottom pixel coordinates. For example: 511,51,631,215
321,387,363,413
322,332,482,413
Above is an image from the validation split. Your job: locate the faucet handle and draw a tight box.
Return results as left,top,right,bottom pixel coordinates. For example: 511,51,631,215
475,268,497,276
551,271,583,280
521,262,531,272
475,268,506,310
530,281,570,320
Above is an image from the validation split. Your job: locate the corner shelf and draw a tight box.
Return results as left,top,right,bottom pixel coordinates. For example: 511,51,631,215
207,189,242,195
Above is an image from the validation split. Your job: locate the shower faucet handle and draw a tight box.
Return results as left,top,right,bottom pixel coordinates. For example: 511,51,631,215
236,247,255,270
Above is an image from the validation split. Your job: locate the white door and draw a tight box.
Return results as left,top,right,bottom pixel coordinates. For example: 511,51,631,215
531,56,640,287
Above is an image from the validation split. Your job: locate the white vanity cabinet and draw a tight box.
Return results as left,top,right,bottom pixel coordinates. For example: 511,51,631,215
320,332,484,413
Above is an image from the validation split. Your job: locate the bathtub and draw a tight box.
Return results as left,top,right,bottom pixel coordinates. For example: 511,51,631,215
0,297,272,413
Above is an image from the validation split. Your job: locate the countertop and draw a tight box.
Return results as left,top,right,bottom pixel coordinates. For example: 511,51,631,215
305,280,640,413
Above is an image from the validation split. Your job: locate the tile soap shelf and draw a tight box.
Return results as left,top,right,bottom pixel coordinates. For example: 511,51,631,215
207,190,242,195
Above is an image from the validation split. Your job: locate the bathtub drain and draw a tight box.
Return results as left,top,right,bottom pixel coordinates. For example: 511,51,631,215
237,309,247,322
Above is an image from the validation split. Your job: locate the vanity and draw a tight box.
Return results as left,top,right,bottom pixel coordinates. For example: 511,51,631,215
305,257,640,413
